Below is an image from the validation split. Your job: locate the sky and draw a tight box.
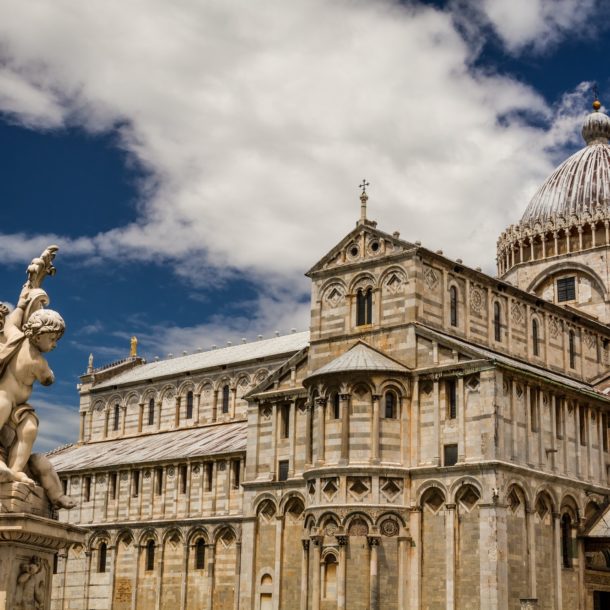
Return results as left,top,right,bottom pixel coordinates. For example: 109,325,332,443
0,0,610,451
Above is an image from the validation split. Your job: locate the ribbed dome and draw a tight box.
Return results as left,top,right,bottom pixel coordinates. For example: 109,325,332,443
521,107,610,225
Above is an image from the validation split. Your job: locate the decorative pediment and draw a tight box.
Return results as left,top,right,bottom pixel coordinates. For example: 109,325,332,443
306,224,414,276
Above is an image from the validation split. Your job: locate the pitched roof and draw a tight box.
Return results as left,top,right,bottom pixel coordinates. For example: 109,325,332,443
93,331,310,389
48,422,247,472
308,341,409,378
583,504,610,538
416,324,609,401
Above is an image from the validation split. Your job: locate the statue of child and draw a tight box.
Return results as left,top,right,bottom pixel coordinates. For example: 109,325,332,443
0,298,64,486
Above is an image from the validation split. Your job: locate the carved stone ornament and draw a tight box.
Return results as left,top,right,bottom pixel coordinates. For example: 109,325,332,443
511,302,524,325
380,519,399,537
549,318,560,339
470,288,483,314
324,522,338,536
167,468,175,478
192,465,201,475
0,246,77,511
324,284,345,308
120,473,129,481
143,471,151,480
14,555,47,610
585,332,595,349
423,267,439,290
384,272,405,295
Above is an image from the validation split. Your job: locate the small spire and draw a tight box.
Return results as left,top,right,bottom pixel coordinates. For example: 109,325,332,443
358,178,370,225
130,336,138,357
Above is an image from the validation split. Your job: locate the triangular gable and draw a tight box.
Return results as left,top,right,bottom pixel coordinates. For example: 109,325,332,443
305,222,415,276
583,504,610,539
245,346,309,400
308,340,410,379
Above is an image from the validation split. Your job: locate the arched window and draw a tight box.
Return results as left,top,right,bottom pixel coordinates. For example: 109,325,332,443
569,330,576,369
332,393,340,420
98,542,107,573
195,539,206,570
561,514,572,568
113,404,120,431
384,391,397,419
532,319,539,356
222,385,230,413
356,288,372,326
446,380,457,419
449,286,458,327
186,391,194,419
148,398,155,426
324,555,337,599
494,302,502,342
145,540,156,571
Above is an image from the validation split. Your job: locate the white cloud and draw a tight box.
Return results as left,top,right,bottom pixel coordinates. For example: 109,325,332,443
30,394,80,453
0,0,599,347
464,0,599,53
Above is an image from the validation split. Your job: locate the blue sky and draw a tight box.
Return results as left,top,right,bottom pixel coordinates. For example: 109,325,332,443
0,0,609,450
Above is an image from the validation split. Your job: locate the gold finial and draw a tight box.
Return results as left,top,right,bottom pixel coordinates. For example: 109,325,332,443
130,336,138,357
593,84,601,111
359,179,370,224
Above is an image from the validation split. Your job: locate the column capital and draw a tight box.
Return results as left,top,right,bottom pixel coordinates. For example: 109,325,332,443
367,535,380,547
339,394,350,401
371,394,382,401
301,539,310,550
336,535,348,546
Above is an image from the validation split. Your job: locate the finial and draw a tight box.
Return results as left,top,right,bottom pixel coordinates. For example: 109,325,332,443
359,178,370,225
87,353,94,374
130,336,138,357
593,84,601,111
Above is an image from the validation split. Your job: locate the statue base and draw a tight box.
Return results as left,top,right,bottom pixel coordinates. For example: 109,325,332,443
0,481,51,517
0,512,85,610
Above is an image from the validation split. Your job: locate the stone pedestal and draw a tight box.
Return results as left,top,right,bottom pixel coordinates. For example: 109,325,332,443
0,512,85,610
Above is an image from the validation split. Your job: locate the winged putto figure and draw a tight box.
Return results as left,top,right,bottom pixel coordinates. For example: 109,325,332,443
0,246,76,509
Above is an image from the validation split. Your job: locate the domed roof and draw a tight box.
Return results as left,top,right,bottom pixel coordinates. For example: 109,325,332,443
521,103,610,225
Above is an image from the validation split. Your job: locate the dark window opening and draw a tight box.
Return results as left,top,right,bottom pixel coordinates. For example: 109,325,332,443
579,407,587,446
561,514,572,568
186,391,194,419
232,460,241,489
132,471,140,498
98,543,107,573
113,404,120,431
385,391,397,419
281,404,290,438
557,276,576,302
179,464,188,494
449,286,458,327
146,540,155,571
278,460,289,482
532,319,539,356
530,390,539,432
61,478,68,496
447,380,457,420
494,302,502,342
110,472,117,500
84,476,91,502
444,444,458,466
206,462,213,492
603,414,608,453
148,398,155,425
155,468,163,496
569,330,576,369
356,288,372,326
222,385,230,414
332,393,340,420
195,539,206,570
555,401,563,439
53,553,58,575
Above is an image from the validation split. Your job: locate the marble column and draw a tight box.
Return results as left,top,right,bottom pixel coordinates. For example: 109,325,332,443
445,503,456,610
337,535,348,610
370,394,380,463
300,540,310,610
311,537,322,610
368,535,380,610
340,394,351,464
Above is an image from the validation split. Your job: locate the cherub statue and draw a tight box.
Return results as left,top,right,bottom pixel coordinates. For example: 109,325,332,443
15,555,46,610
0,246,76,509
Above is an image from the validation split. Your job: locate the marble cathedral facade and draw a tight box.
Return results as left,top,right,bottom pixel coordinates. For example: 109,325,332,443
49,104,610,610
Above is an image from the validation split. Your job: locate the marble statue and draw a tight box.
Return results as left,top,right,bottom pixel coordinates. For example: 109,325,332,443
0,246,75,509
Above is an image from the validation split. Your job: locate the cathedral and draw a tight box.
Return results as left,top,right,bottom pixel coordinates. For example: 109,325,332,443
48,102,610,610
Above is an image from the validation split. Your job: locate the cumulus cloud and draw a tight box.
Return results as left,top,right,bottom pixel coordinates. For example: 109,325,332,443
31,394,80,453
0,0,600,349
473,0,600,53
